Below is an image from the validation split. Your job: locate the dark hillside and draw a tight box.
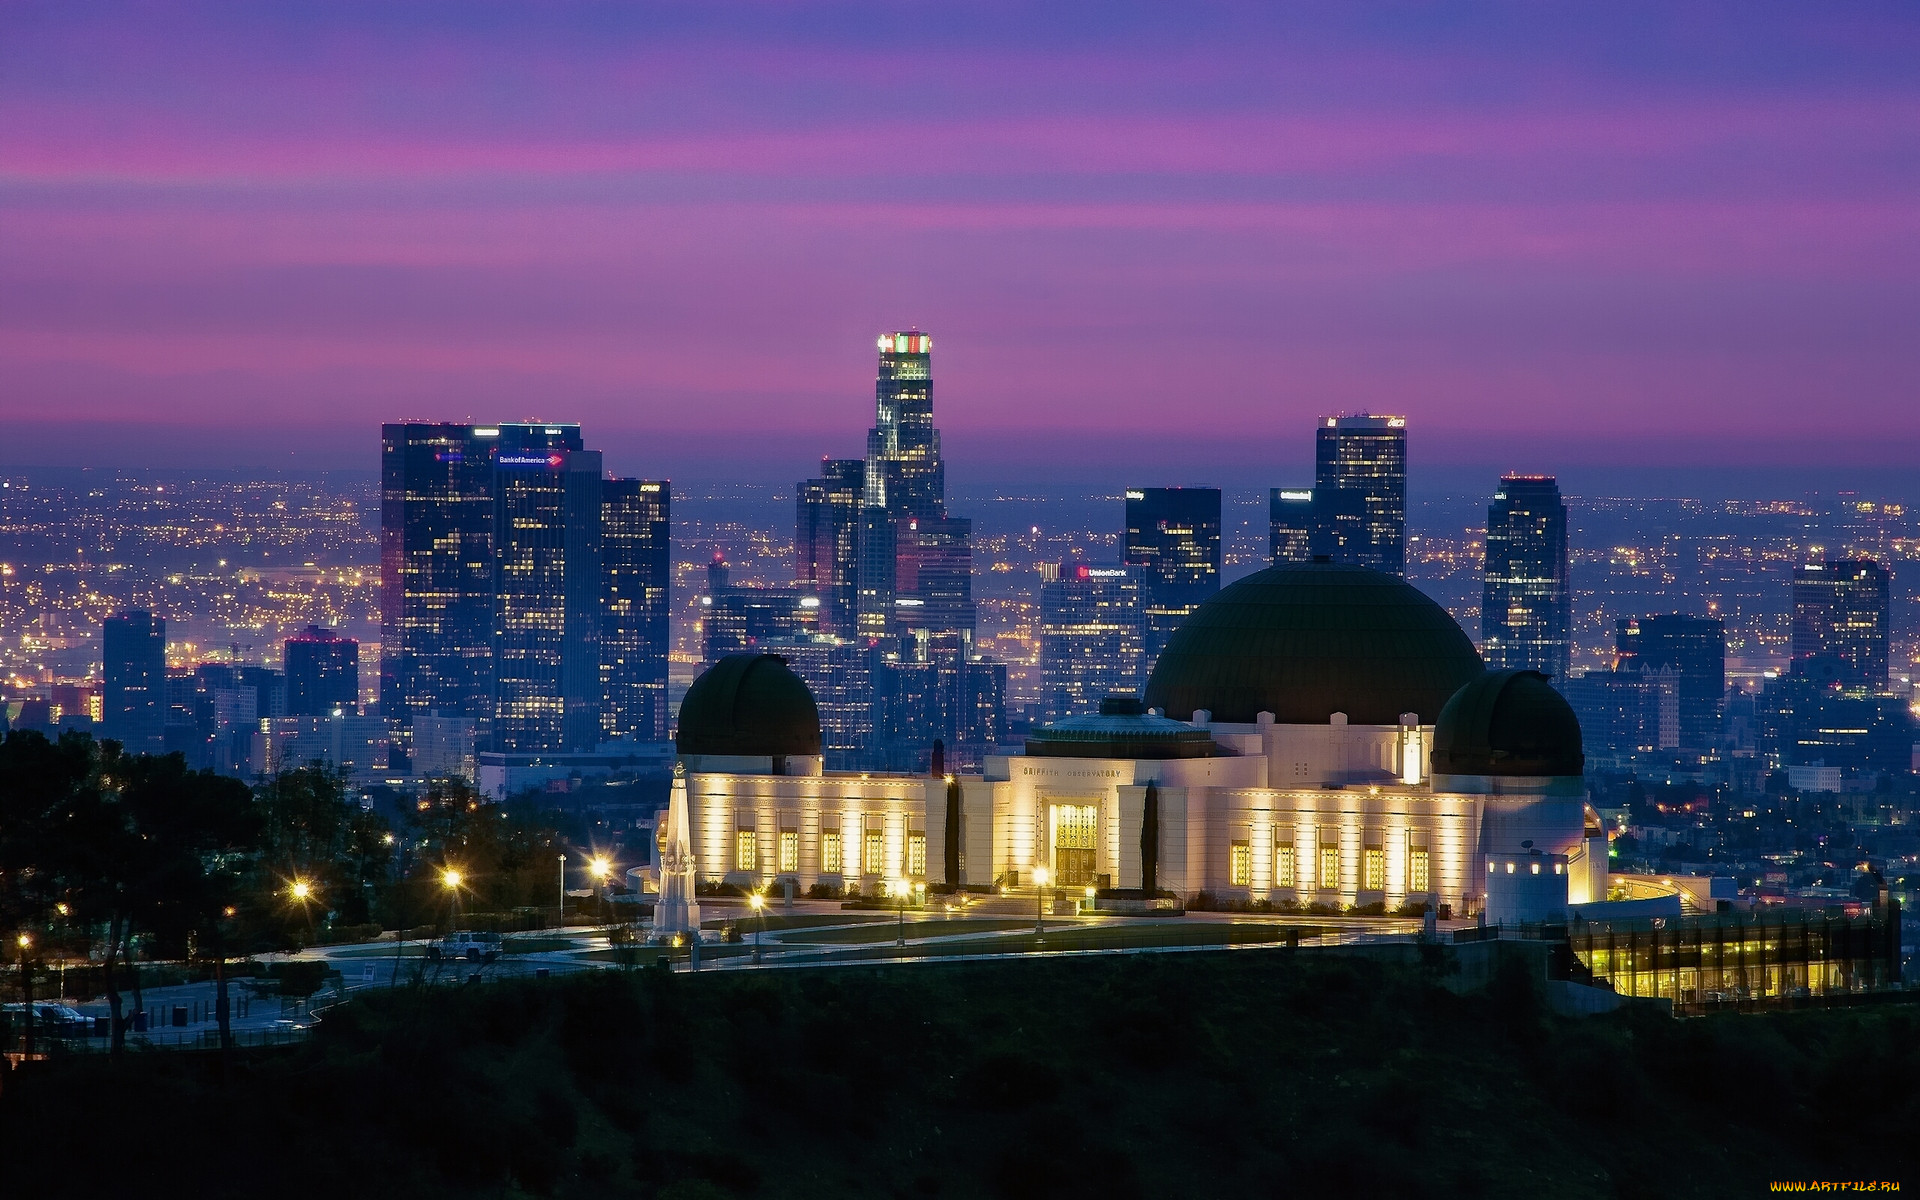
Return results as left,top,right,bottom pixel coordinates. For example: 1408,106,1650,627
3,950,1913,1198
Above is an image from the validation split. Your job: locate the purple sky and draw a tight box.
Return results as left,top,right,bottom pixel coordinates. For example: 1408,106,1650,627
3,3,1918,485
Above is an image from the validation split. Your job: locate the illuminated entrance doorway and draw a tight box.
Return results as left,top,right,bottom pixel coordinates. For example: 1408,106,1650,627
1050,804,1099,887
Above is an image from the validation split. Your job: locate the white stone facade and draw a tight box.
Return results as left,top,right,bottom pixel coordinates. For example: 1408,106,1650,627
680,718,1595,917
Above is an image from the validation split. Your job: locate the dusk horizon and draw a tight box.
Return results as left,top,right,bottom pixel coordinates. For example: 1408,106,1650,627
6,4,1918,480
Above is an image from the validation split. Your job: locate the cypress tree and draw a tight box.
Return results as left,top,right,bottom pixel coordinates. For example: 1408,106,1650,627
1140,781,1159,897
944,775,962,887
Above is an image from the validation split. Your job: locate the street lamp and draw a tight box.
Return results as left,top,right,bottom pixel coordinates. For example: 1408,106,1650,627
440,868,463,941
589,856,613,927
557,853,567,924
748,892,766,964
288,878,318,948
892,878,910,947
1031,864,1050,940
15,933,32,1058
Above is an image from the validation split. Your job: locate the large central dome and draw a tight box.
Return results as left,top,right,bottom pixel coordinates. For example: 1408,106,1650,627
1143,561,1483,725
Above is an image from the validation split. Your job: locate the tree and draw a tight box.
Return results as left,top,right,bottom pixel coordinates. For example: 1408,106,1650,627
1140,782,1159,897
943,776,962,887
251,764,392,938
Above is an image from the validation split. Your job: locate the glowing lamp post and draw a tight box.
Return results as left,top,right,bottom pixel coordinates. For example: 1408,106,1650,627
748,892,766,964
589,856,613,927
15,933,32,1057
892,879,910,947
441,868,463,939
1032,864,1050,940
288,878,317,948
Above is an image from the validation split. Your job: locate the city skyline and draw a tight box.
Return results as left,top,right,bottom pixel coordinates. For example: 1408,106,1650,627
6,9,1919,1187
4,6,1919,481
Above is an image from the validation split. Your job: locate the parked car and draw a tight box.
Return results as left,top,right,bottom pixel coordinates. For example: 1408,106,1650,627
439,930,503,962
2,1001,96,1037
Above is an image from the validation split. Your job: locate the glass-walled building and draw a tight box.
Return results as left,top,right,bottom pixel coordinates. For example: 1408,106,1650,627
491,440,601,752
1269,488,1314,563
1124,487,1221,677
1313,415,1406,575
602,479,671,742
1482,475,1570,682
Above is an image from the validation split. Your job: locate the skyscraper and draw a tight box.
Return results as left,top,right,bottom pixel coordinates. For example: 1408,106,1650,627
1481,475,1570,681
1269,488,1314,563
382,422,619,756
602,478,671,742
1313,415,1407,574
1615,615,1725,754
284,625,359,716
1124,488,1221,674
865,330,942,521
893,514,977,644
380,422,500,741
1791,559,1890,689
102,609,166,753
853,331,973,643
490,433,602,753
1039,563,1142,722
796,458,863,638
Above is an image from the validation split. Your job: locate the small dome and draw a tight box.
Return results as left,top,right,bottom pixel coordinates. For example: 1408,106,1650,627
1025,694,1216,760
1143,561,1484,725
676,653,822,758
1430,669,1584,778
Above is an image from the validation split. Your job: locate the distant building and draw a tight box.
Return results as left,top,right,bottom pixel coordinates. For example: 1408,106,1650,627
1039,564,1142,722
380,423,513,745
193,662,286,776
476,741,674,803
872,634,1007,773
1791,559,1890,690
1481,476,1570,681
759,635,876,769
1562,669,1678,759
852,331,973,645
102,610,166,753
284,625,359,716
257,713,390,781
1125,488,1221,676
1615,615,1725,755
1313,415,1406,575
1269,488,1314,563
796,459,863,638
893,515,977,644
490,437,602,753
411,714,478,781
1757,671,1914,775
701,558,819,663
602,478,671,742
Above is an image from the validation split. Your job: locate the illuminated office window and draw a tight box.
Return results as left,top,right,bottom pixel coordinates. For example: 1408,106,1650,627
735,829,757,873
822,830,843,875
1275,842,1296,889
778,830,799,874
1229,841,1252,887
865,829,885,875
908,833,927,877
1320,845,1340,891
1410,848,1431,893
1365,847,1385,891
